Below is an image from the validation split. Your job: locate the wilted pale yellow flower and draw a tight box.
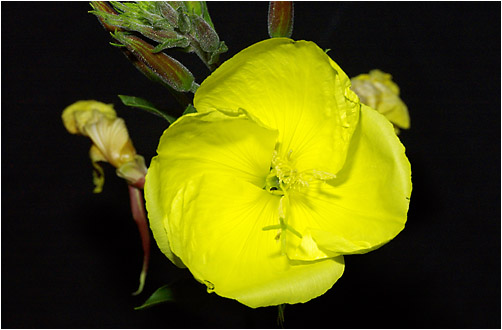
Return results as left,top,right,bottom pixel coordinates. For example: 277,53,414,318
62,100,147,192
351,69,410,132
62,100,117,134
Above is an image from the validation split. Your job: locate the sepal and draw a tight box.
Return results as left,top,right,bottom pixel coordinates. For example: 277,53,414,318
116,155,148,189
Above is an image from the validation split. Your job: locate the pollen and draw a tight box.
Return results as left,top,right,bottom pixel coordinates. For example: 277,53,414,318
264,150,304,194
264,149,337,195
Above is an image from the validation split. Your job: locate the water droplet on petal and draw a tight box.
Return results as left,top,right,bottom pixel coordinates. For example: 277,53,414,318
204,280,215,293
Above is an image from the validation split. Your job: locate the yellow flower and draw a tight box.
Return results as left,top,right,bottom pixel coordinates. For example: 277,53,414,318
351,69,410,132
62,100,147,192
145,39,412,308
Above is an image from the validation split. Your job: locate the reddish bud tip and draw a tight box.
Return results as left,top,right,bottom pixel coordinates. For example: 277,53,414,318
268,1,294,38
114,33,195,92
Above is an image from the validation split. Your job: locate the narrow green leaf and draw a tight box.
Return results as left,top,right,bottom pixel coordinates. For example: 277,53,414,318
118,95,176,123
134,284,175,310
200,2,215,29
182,104,197,115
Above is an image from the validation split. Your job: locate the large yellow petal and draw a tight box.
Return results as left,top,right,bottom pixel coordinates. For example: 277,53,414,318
153,110,278,189
194,38,360,176
145,110,278,268
144,154,185,268
287,105,412,259
166,174,345,308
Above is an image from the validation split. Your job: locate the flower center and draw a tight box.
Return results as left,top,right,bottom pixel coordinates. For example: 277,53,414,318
263,150,307,195
262,149,338,254
262,150,304,254
264,150,336,195
264,171,282,194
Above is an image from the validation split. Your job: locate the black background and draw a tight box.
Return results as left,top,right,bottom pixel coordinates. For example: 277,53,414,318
2,2,500,328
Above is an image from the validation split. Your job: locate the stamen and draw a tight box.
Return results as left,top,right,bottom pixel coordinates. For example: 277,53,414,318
287,149,293,160
262,148,336,254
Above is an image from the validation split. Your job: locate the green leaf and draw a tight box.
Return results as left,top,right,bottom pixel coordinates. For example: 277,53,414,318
134,284,175,310
118,95,176,123
200,2,215,29
182,104,197,115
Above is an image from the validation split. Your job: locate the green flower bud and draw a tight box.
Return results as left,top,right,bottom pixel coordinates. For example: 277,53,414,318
268,1,294,38
184,1,214,28
191,14,219,53
90,1,123,33
184,1,204,16
156,2,179,27
176,9,191,34
113,32,195,92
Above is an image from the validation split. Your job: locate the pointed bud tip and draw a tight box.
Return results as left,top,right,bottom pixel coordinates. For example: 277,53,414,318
112,32,195,92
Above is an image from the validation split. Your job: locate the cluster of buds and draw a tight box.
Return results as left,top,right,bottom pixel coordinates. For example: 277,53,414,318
351,69,410,134
62,100,147,192
90,1,227,88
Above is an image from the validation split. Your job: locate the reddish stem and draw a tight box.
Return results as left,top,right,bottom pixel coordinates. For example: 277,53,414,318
129,185,150,296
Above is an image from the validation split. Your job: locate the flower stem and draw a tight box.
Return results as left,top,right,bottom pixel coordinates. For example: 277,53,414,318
277,304,286,328
129,185,150,296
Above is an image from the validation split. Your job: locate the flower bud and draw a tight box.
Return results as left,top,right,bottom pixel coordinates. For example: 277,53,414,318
90,1,123,33
184,1,204,17
156,2,179,27
268,1,294,38
184,1,215,28
191,14,219,53
112,32,196,92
